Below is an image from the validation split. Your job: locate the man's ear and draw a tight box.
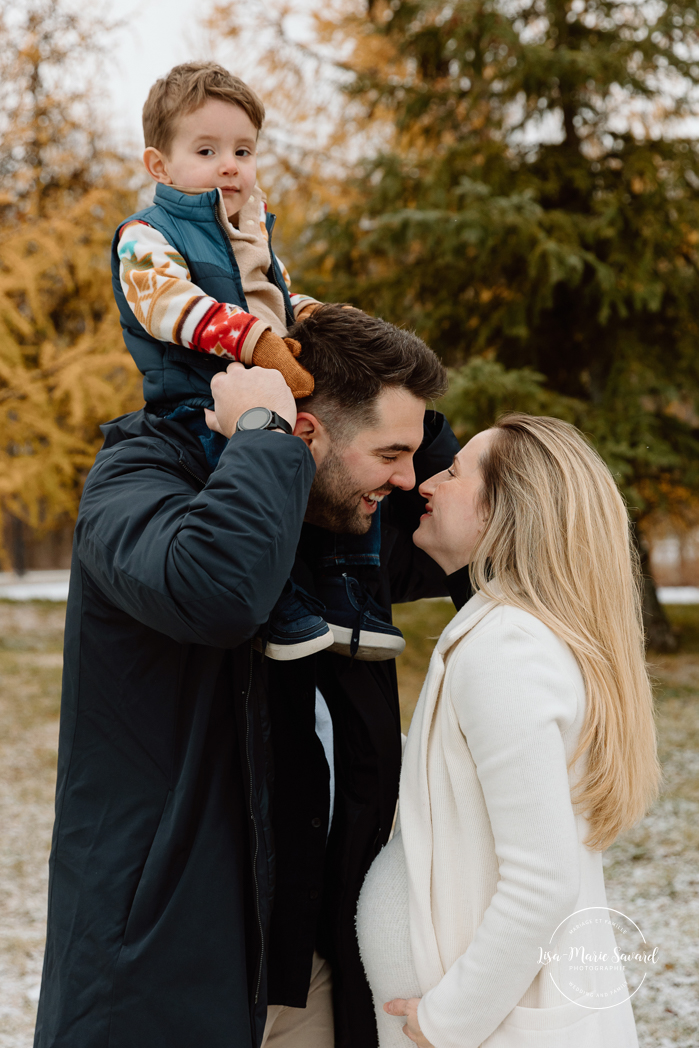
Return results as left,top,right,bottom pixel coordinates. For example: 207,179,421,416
143,147,173,184
294,411,330,465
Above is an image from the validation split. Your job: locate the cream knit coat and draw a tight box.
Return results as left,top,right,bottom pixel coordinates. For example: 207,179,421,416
400,592,639,1048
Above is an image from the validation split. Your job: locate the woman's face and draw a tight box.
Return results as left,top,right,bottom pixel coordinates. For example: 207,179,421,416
413,429,496,575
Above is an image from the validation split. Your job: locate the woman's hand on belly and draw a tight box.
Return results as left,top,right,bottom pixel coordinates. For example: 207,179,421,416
383,998,435,1047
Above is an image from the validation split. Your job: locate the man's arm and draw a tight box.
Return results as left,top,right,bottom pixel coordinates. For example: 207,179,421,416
75,368,313,648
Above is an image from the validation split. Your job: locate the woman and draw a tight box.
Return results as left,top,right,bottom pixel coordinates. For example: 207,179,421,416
356,414,660,1048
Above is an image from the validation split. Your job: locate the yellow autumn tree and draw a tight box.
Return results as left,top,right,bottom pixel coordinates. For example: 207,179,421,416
0,0,143,568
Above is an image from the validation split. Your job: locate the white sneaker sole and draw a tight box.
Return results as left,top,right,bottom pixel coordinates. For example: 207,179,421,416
326,624,406,661
254,629,335,661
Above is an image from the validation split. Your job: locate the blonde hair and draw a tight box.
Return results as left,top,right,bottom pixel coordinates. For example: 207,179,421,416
142,62,266,155
471,414,660,850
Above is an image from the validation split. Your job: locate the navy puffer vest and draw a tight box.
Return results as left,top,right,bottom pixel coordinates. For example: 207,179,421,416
111,183,295,411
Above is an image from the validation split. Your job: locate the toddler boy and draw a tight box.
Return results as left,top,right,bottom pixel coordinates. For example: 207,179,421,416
111,61,404,661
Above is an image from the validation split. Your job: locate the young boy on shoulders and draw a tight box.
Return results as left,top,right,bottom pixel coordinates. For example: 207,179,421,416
111,61,404,662
116,61,316,400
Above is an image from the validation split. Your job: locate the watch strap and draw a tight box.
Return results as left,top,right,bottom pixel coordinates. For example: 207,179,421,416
235,407,293,435
266,411,293,435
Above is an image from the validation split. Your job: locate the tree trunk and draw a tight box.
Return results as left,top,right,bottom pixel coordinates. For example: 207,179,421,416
638,538,678,653
10,515,27,576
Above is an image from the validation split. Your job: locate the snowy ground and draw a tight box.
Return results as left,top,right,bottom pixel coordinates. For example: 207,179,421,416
603,652,699,1047
0,604,63,1046
0,601,697,1047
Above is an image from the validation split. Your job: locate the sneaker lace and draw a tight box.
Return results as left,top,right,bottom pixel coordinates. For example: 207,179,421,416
342,574,389,659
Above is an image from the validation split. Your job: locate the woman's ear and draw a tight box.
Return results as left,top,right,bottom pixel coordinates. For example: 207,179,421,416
143,147,173,184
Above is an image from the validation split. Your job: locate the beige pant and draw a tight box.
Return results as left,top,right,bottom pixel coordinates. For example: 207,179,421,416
261,951,334,1048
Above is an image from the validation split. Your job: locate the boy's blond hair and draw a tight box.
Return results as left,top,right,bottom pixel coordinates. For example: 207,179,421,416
143,62,265,155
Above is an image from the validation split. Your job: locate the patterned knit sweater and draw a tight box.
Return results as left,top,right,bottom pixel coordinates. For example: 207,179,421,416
116,183,318,365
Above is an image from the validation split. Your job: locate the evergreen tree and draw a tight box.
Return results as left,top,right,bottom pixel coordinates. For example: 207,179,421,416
286,0,699,648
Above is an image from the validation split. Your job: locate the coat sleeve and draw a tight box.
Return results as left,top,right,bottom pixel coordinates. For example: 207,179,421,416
416,616,582,1048
384,411,461,604
74,430,315,648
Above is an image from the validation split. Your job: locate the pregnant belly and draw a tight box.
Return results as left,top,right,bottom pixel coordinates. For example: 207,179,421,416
356,831,422,1004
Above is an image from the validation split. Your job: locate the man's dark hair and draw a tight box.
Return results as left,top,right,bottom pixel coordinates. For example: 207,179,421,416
290,304,448,438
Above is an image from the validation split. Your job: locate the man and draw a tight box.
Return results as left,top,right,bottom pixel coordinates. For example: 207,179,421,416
34,305,459,1048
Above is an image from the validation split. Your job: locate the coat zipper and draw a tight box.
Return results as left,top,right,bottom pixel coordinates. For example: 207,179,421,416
243,644,265,1005
178,456,206,488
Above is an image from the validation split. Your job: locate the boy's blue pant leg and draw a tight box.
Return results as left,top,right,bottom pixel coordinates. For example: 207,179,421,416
316,508,381,572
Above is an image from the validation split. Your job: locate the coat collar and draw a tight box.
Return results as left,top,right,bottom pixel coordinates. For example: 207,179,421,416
436,588,501,656
99,408,212,483
153,181,221,219
152,182,272,231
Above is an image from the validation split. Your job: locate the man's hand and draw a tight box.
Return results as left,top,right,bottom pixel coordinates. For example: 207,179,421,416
206,362,297,439
383,999,434,1047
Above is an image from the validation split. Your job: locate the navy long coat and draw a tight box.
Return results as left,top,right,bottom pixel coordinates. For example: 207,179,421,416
34,407,458,1048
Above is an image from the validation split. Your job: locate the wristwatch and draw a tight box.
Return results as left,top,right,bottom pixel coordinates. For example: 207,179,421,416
235,406,293,435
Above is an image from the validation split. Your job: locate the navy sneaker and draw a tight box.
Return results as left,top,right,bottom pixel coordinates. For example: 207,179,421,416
258,581,334,661
317,574,406,661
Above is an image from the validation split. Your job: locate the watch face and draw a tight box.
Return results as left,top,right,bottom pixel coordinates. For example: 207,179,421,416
240,407,273,430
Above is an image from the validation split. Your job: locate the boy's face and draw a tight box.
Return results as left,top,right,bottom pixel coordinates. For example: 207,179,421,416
143,98,258,219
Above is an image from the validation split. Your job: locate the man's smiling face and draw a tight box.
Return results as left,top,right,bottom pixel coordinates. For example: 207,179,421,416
303,387,426,534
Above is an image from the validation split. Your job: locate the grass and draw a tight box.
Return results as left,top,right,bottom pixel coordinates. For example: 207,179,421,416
0,600,697,1047
392,598,455,732
0,604,65,1047
660,603,699,655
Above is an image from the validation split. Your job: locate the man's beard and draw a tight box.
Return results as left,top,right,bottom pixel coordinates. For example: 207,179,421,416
305,448,389,534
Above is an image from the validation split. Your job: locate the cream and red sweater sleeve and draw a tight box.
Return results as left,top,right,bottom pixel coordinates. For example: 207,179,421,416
117,220,270,364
